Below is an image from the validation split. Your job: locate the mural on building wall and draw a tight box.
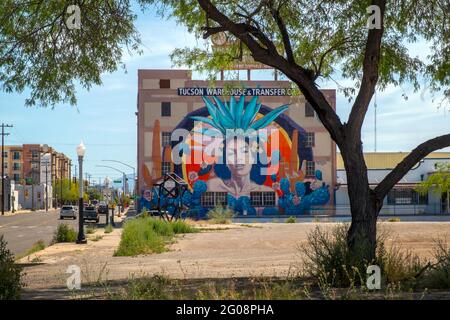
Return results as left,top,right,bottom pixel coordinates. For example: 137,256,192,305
140,95,330,216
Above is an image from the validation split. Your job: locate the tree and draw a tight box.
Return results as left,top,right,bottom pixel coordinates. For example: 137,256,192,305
417,163,450,214
0,1,140,107
143,0,450,260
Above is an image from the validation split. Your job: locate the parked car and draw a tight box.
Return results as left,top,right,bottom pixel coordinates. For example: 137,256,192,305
60,205,76,220
98,202,109,214
83,206,99,223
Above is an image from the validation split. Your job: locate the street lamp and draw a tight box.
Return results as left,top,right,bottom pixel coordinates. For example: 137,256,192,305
76,141,87,244
101,160,135,198
96,164,127,215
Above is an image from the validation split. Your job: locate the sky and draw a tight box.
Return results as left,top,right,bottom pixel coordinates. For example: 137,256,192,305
0,4,449,185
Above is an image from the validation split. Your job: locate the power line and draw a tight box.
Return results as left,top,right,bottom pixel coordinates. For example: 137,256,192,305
1,123,13,215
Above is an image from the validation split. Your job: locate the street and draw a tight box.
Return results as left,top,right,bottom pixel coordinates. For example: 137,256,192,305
0,209,113,256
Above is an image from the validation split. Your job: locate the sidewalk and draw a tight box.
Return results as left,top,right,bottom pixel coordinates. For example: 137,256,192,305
2,209,55,217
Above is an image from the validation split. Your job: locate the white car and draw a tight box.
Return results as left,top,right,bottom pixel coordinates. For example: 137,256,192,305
60,205,77,220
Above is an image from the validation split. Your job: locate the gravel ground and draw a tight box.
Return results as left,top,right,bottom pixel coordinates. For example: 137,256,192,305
20,221,450,297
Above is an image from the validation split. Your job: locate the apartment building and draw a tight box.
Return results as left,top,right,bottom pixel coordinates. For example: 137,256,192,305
2,144,71,185
137,69,336,216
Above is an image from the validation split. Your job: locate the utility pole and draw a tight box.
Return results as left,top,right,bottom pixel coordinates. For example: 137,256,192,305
1,124,13,215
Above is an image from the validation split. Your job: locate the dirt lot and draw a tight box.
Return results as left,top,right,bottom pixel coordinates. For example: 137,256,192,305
20,221,450,297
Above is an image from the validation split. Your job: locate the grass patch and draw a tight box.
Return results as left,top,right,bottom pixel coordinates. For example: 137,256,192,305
52,224,77,243
387,217,401,222
104,224,113,234
86,226,96,234
114,217,197,257
91,235,104,242
207,206,235,224
25,240,46,256
286,216,296,223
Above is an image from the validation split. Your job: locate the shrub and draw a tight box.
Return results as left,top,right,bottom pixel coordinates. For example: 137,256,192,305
0,235,24,300
104,224,113,234
53,224,77,243
286,216,296,223
114,217,196,256
300,223,424,289
86,226,96,234
421,238,450,289
25,240,46,256
207,206,235,224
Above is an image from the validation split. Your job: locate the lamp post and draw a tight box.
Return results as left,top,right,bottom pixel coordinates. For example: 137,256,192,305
101,160,135,198
76,141,87,244
96,164,127,216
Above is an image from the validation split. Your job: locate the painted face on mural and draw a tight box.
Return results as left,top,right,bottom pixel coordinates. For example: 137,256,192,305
225,138,255,177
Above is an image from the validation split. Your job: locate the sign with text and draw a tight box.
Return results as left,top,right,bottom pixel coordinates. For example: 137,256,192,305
177,87,294,97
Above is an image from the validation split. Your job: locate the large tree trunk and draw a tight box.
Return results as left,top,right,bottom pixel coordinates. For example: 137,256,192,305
341,141,382,262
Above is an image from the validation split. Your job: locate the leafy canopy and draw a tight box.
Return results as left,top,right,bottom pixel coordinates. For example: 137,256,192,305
142,0,449,100
0,0,140,107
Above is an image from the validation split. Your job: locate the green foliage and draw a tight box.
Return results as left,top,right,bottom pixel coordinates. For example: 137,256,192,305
286,216,296,223
207,206,235,224
25,240,46,256
300,224,423,288
0,1,141,107
417,163,450,195
86,226,96,234
144,0,449,101
421,238,450,289
87,188,103,201
53,224,77,243
114,217,197,256
0,235,24,300
54,179,86,203
104,224,114,234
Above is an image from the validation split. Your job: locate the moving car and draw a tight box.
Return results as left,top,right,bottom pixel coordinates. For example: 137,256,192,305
83,206,99,223
97,202,109,214
60,206,76,220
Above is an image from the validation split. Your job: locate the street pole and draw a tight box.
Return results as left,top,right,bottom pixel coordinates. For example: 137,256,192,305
76,142,87,244
1,123,13,215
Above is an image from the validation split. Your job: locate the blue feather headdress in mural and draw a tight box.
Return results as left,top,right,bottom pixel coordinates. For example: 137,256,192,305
190,95,289,135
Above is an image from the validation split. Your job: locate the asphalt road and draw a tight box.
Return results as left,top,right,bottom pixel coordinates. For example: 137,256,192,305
0,209,112,256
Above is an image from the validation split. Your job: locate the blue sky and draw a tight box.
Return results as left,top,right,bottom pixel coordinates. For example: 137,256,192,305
0,6,449,184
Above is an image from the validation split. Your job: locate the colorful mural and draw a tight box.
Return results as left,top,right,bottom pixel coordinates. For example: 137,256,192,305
139,95,330,217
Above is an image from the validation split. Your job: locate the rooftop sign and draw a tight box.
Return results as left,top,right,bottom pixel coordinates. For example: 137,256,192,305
177,87,294,97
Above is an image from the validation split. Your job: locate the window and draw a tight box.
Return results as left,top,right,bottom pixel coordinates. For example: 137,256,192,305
251,192,276,207
31,162,39,170
161,102,171,117
305,102,315,117
215,192,228,206
305,132,315,147
160,79,170,89
201,192,215,207
387,188,428,205
2,162,7,169
2,151,7,158
305,161,315,177
13,162,21,171
13,174,20,182
13,151,20,160
162,132,172,147
162,162,171,175
31,150,39,159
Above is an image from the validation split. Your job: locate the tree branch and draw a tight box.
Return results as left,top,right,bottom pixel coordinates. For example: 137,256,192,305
347,0,386,137
196,0,345,144
266,0,295,63
374,133,450,200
